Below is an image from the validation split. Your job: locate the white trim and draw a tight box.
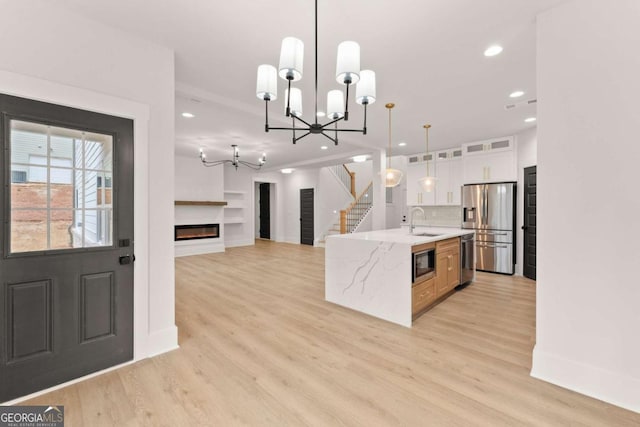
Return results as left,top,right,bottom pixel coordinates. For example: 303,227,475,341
175,239,225,257
531,345,640,413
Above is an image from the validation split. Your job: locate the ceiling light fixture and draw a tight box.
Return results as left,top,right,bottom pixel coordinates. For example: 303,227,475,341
524,117,537,123
398,142,407,147
384,103,403,188
255,0,375,146
281,168,294,174
352,155,367,163
199,145,266,170
484,45,503,57
418,124,436,192
509,90,525,98
182,112,195,118
320,145,328,150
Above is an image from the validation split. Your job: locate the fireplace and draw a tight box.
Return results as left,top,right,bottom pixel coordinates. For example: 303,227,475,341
174,224,220,241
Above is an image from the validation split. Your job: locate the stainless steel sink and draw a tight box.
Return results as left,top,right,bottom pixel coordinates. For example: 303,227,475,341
413,232,442,237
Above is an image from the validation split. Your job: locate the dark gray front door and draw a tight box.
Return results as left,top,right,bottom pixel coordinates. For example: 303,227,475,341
300,188,314,245
0,94,134,402
523,166,536,280
259,183,270,239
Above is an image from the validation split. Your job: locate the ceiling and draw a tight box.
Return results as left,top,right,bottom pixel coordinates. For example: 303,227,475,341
56,0,564,171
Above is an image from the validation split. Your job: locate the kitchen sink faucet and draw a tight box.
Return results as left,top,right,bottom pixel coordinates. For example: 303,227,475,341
409,207,425,234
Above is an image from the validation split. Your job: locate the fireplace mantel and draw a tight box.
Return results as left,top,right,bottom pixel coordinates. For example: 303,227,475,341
174,200,228,206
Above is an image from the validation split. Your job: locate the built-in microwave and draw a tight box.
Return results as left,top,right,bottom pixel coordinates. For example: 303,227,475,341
412,248,435,283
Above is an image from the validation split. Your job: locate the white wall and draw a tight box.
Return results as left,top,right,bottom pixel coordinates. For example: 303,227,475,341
0,1,177,375
316,167,354,242
344,160,373,195
532,0,640,413
515,127,537,276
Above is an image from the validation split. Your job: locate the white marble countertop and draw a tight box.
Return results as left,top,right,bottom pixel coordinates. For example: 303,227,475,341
327,226,474,245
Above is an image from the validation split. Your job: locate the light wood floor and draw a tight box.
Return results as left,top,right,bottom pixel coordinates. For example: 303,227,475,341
25,240,640,426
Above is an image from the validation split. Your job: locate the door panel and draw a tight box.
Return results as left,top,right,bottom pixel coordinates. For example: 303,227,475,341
0,94,134,402
485,182,515,230
523,166,537,280
259,183,270,239
300,188,314,246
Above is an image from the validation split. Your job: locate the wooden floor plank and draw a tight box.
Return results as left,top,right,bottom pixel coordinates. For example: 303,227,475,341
22,240,640,426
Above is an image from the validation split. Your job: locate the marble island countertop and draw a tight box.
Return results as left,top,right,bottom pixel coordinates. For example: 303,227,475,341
327,226,473,245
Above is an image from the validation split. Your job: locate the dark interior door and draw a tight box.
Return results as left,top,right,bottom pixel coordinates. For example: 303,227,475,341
0,94,134,402
523,166,536,280
259,183,270,239
300,188,314,246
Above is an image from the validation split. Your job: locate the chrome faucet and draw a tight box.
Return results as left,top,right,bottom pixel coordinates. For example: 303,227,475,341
409,207,425,234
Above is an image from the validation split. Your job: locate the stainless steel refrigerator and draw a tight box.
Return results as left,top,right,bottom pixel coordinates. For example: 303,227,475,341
461,182,516,275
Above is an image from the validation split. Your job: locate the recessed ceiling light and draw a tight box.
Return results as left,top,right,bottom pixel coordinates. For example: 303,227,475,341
398,142,407,147
484,45,503,57
320,145,328,150
353,155,367,163
281,168,294,174
524,117,537,123
181,112,195,118
509,90,525,98
316,111,326,117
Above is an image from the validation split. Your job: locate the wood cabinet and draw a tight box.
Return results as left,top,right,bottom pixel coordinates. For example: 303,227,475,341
462,137,516,184
411,277,436,315
434,148,463,205
406,154,436,206
435,237,460,297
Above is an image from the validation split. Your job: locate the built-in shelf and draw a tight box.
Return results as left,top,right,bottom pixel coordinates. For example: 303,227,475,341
175,200,228,206
224,217,245,224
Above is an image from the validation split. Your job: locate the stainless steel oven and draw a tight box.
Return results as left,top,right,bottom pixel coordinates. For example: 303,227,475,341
412,248,435,283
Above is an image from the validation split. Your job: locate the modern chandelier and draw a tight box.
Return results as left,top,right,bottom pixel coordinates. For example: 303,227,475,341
418,124,436,192
199,145,266,170
255,0,376,145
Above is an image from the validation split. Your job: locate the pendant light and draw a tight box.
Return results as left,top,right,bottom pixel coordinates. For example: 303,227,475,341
418,124,436,192
384,103,403,187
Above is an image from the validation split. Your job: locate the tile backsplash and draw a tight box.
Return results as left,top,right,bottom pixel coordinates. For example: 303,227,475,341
404,205,462,227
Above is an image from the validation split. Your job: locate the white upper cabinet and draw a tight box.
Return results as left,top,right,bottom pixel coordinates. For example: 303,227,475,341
434,148,463,206
406,154,436,206
462,137,516,183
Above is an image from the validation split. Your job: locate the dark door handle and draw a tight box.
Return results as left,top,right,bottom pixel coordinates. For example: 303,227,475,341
522,226,528,230
119,254,135,265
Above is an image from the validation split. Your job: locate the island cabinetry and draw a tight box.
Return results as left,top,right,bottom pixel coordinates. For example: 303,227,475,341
412,277,436,315
435,238,460,296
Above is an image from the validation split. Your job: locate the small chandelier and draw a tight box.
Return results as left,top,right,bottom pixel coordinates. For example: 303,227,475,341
385,103,403,187
255,0,376,145
418,124,436,192
199,145,266,170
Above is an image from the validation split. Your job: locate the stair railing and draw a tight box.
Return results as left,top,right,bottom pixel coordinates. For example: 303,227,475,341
340,181,373,234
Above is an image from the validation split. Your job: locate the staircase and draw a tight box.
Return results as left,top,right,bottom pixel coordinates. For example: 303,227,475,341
318,165,372,245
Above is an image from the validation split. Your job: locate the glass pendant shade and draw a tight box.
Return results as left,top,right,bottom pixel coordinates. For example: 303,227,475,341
418,176,436,192
385,168,403,188
356,70,376,105
256,64,278,101
326,90,344,119
285,88,303,117
336,41,361,85
278,37,304,81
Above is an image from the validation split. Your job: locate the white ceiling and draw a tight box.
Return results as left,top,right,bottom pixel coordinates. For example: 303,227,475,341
56,0,564,170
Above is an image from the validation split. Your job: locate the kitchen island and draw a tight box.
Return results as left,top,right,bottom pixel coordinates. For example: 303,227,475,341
325,227,474,327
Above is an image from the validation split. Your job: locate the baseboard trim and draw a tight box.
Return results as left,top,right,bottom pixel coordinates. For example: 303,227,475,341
145,325,180,358
531,345,640,413
224,239,255,248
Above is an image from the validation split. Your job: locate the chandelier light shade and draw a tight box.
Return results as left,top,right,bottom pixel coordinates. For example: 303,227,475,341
336,41,361,85
327,90,345,119
199,145,266,170
256,64,278,101
356,70,376,105
285,88,303,117
278,37,304,81
419,124,437,192
256,0,374,145
385,103,403,188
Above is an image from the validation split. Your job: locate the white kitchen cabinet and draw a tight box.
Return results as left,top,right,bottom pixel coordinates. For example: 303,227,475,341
434,148,463,205
406,155,436,206
462,137,516,183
